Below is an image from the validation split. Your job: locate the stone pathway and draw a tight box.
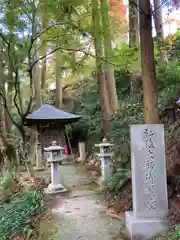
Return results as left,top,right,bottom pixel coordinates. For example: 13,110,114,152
39,164,122,240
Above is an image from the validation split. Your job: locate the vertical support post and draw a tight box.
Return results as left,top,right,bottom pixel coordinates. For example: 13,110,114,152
51,162,60,186
78,142,86,163
36,142,42,168
100,150,111,181
35,127,44,171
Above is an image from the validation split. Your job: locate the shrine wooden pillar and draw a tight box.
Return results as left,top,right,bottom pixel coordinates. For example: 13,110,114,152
35,125,45,170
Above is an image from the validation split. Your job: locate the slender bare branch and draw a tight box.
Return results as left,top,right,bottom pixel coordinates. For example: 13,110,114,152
0,33,9,45
30,44,117,72
13,68,23,119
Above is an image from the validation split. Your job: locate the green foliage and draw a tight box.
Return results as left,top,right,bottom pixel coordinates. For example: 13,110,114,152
174,225,180,239
157,62,180,108
155,224,180,239
169,225,180,239
176,28,180,59
72,69,134,143
72,82,101,140
112,44,141,71
115,69,132,97
0,189,45,239
0,0,92,140
103,169,129,198
157,62,180,90
110,96,143,160
0,171,13,189
0,171,20,203
74,59,180,144
73,51,180,195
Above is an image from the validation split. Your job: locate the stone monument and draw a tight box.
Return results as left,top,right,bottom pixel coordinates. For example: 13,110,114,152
95,138,113,182
44,141,67,194
126,124,169,239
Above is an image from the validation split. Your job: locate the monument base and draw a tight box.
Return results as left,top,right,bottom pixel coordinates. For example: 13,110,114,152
125,211,169,240
44,183,68,195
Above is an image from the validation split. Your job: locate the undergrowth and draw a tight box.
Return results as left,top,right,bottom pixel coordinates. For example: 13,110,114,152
0,189,45,239
0,171,21,203
72,61,180,196
74,62,180,153
154,224,180,239
103,168,129,198
0,170,46,239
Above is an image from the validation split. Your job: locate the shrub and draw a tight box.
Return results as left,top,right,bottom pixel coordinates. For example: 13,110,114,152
70,57,180,196
0,189,45,239
0,171,20,203
0,171,13,189
103,168,129,198
155,224,180,239
157,62,180,91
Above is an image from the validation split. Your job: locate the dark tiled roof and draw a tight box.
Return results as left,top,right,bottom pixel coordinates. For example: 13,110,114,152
25,104,81,123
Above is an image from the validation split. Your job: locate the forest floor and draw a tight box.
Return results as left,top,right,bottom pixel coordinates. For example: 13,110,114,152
37,164,125,240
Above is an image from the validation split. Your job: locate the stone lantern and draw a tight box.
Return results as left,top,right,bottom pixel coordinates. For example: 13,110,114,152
94,138,113,182
44,141,67,194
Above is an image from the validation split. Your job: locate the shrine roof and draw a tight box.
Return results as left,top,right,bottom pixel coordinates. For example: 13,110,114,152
25,104,81,125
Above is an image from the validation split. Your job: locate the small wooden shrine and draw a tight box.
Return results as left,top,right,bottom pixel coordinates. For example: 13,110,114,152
25,104,81,169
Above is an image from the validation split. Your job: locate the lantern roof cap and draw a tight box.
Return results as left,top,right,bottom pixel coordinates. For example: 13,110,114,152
94,138,113,148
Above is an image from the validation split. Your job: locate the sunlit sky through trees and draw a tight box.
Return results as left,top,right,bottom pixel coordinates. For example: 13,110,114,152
123,0,180,37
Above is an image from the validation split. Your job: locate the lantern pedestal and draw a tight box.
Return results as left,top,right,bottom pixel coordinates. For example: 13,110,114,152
78,142,86,163
44,160,68,194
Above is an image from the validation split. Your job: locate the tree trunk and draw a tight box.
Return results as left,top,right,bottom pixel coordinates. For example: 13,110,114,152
129,0,140,93
33,56,42,109
40,18,47,102
41,54,47,103
129,0,139,47
0,84,5,167
41,55,47,91
32,12,42,109
0,91,4,133
41,18,47,92
100,0,118,114
92,0,110,135
131,71,141,93
17,79,23,113
55,50,63,109
139,0,159,124
71,50,76,74
4,82,12,133
153,0,166,64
